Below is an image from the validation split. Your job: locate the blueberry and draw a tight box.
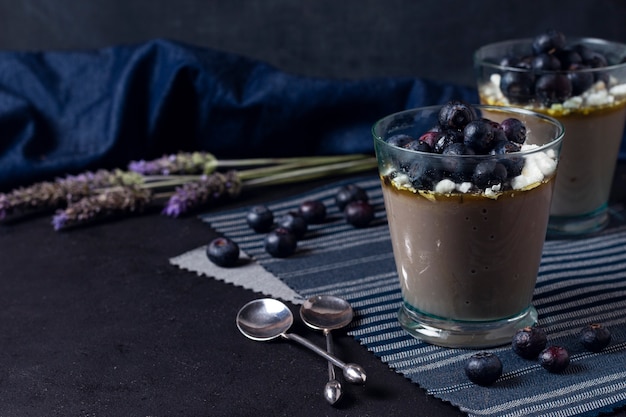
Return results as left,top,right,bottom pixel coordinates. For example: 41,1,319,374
484,119,507,144
298,200,327,224
499,156,525,178
335,184,368,211
442,142,474,175
535,73,572,105
532,53,562,71
472,160,507,187
579,323,612,353
532,29,566,55
417,131,441,149
464,352,503,386
514,55,535,70
573,43,596,62
499,118,527,145
464,120,496,153
344,200,375,228
539,346,570,373
512,326,548,359
490,140,521,155
246,205,274,233
567,64,595,95
386,134,414,148
276,212,308,239
553,48,583,69
404,139,433,153
264,227,297,258
585,51,608,68
406,161,442,189
499,71,535,104
499,55,521,68
438,100,477,130
443,142,474,156
433,129,462,153
206,237,240,267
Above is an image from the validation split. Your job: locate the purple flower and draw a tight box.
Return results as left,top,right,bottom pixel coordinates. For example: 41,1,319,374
51,186,152,231
51,211,69,231
127,152,217,175
128,160,160,175
161,193,188,218
162,171,241,217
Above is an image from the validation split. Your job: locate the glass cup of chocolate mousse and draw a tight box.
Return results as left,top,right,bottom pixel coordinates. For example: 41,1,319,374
372,101,564,348
474,30,626,236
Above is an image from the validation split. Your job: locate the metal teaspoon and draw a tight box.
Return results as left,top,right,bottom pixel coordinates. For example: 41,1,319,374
236,298,367,387
300,294,364,405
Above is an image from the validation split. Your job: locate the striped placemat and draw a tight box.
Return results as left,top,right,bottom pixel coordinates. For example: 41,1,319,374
171,175,626,417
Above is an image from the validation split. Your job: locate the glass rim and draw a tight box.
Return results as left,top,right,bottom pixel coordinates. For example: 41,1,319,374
474,36,626,74
372,104,565,159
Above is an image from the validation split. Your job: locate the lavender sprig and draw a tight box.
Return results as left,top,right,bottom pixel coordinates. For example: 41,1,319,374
162,171,242,217
52,185,152,231
1,152,376,230
128,152,218,175
0,169,143,221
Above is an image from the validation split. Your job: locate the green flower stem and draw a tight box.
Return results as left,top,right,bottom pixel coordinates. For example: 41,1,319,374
214,154,370,168
149,156,376,202
136,154,375,190
242,157,377,187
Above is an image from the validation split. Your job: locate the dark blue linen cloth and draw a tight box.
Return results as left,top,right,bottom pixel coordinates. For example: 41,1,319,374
0,38,479,191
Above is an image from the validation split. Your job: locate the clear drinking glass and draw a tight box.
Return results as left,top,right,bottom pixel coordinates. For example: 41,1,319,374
372,105,564,348
475,37,626,236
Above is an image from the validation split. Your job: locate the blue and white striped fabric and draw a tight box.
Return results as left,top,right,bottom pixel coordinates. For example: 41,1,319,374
198,175,626,417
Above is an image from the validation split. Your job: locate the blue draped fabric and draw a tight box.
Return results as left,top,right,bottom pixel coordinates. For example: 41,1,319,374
2,38,626,192
0,39,479,190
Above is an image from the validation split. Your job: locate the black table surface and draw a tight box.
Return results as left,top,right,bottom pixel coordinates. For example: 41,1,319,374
2,163,626,417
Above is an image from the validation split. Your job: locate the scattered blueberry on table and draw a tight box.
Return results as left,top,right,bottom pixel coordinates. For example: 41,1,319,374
579,323,612,353
297,200,327,224
206,236,240,267
344,200,375,228
276,212,308,239
264,227,298,258
464,352,503,386
511,326,548,360
539,345,571,373
335,184,369,211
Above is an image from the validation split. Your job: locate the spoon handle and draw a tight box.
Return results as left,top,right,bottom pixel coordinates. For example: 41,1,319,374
282,332,347,369
324,330,337,380
282,332,367,384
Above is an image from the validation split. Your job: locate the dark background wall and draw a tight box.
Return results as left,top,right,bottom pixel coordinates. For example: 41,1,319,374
1,0,625,87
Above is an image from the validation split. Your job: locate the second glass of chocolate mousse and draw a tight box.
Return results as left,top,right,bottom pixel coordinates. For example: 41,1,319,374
475,30,626,236
373,102,564,348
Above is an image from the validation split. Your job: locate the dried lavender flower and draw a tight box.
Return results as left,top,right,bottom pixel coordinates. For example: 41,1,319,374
52,185,152,231
128,152,218,175
1,181,74,221
0,169,144,222
162,170,242,217
59,169,144,189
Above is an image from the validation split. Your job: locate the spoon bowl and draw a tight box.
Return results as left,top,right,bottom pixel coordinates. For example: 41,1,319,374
236,297,293,341
300,294,354,332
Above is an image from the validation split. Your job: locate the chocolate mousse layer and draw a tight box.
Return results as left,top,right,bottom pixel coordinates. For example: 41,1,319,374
381,176,555,321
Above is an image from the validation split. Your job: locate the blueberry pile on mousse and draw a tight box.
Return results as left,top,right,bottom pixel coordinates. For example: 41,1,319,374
497,29,619,106
384,100,528,193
